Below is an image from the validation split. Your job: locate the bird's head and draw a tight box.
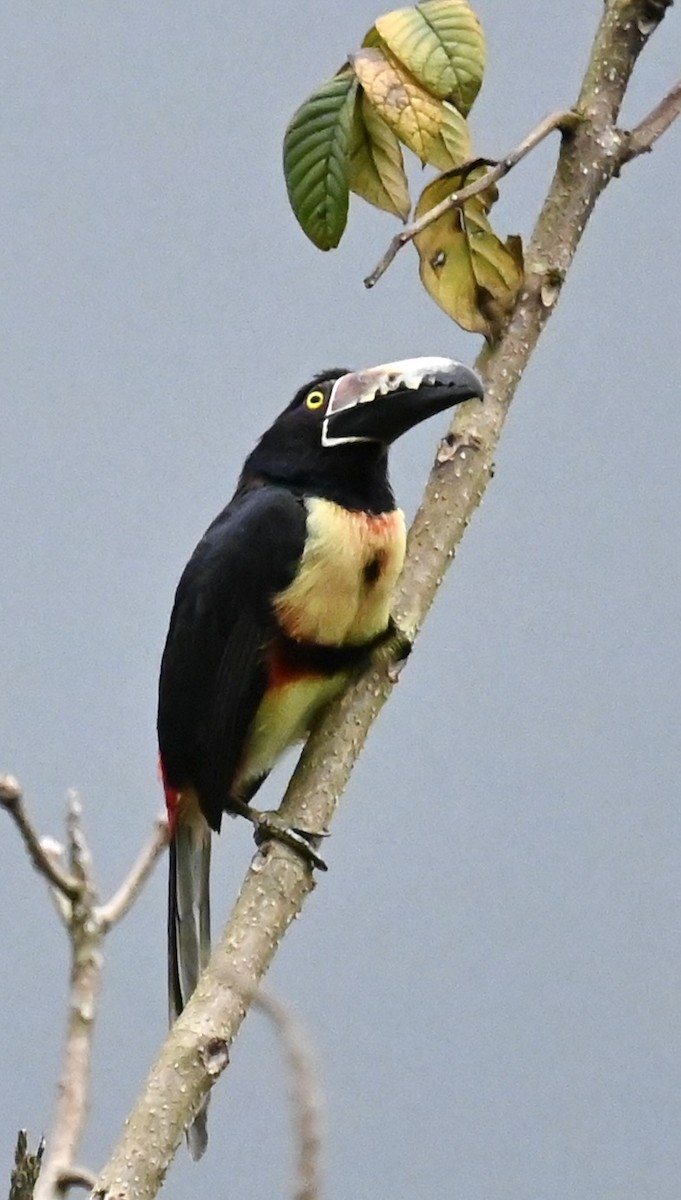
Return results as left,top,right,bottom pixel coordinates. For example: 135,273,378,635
241,356,484,509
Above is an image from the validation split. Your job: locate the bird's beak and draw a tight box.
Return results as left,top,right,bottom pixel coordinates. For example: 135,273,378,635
321,357,484,448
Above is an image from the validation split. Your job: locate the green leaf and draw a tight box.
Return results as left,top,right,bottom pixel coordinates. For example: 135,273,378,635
362,25,384,49
375,0,486,115
352,46,449,169
283,71,358,250
349,92,411,221
414,171,524,337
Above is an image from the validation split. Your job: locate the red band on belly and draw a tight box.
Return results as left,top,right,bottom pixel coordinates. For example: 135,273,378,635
267,642,321,690
159,755,181,832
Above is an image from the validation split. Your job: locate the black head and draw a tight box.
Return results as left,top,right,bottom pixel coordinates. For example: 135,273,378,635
240,357,484,512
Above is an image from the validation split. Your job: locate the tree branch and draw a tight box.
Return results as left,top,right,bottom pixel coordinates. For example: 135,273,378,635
55,1167,97,1195
8,1132,44,1200
0,776,79,901
96,3,675,1196
363,109,577,289
97,819,169,931
620,76,681,160
1,779,167,1200
34,798,101,1200
253,990,324,1200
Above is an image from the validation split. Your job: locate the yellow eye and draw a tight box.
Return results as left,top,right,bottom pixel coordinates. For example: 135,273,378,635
305,389,325,411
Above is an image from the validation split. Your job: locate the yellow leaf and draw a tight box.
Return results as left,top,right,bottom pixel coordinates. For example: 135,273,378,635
351,46,446,168
349,93,411,221
437,100,472,166
375,0,486,115
414,171,524,337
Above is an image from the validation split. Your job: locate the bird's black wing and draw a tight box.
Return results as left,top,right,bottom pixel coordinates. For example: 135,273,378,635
158,485,307,830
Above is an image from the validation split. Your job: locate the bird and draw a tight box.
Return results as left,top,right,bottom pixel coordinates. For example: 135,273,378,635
157,355,483,1156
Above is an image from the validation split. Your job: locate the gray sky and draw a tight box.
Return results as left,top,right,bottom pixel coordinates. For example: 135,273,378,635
2,3,680,1198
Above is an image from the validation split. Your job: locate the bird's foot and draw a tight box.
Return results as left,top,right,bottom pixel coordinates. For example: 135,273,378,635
373,619,413,681
254,812,329,872
230,800,328,871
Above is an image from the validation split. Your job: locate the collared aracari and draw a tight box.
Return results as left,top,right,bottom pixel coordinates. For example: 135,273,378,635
157,355,483,1156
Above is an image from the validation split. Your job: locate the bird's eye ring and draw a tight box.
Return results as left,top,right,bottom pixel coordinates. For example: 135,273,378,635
305,389,325,411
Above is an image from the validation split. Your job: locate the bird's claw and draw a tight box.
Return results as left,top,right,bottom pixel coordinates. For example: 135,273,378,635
373,619,413,679
253,811,329,871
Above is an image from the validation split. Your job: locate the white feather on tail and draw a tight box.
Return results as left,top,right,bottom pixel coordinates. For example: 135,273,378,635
167,792,212,1159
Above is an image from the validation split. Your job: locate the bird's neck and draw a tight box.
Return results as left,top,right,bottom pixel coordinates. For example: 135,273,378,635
239,442,396,514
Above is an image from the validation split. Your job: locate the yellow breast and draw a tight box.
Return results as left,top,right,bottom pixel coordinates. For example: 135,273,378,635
274,498,406,646
236,670,350,790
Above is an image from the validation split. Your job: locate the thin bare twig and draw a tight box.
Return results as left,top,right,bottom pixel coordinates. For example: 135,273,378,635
363,109,577,289
621,77,681,160
65,793,93,886
56,1167,97,1195
0,776,79,901
188,971,324,1200
41,840,77,926
254,990,324,1200
97,818,169,930
1,776,167,1200
35,800,101,1200
35,805,167,1200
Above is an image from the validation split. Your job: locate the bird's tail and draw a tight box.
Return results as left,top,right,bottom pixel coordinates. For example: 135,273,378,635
168,792,212,1159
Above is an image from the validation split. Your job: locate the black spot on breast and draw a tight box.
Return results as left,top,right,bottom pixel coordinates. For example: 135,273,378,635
363,554,383,587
